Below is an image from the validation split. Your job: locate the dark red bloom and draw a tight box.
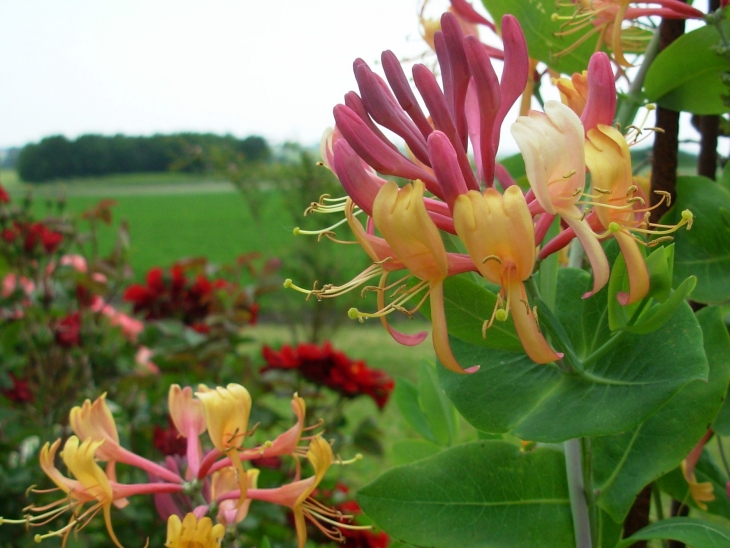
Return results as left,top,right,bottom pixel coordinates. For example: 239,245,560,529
153,416,187,456
2,373,33,403
11,222,64,254
0,183,9,204
2,228,16,243
261,342,395,409
55,312,82,347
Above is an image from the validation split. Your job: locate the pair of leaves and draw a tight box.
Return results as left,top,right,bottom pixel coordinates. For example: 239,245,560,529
606,243,696,335
645,20,730,115
393,362,457,464
437,268,707,442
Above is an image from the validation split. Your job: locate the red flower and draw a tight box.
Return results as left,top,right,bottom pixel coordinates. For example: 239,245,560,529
261,342,394,409
55,312,82,347
13,222,64,254
2,373,33,403
40,228,64,253
2,228,15,243
153,416,187,457
0,183,9,204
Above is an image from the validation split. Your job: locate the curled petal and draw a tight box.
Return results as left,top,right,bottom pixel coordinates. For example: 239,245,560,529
614,230,649,305
505,278,561,364
429,280,476,374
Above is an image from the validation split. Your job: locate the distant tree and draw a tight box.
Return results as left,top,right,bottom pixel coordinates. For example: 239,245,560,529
16,133,272,183
238,135,270,163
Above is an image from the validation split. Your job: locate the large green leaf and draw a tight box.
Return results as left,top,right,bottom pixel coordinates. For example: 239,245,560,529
663,176,730,304
644,21,730,115
615,517,730,548
482,0,596,74
438,269,707,442
591,306,730,522
357,441,573,548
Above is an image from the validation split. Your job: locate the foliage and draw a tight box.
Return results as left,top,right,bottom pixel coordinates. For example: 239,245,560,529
16,133,270,183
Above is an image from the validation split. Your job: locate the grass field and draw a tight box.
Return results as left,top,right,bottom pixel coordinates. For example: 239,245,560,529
3,170,368,286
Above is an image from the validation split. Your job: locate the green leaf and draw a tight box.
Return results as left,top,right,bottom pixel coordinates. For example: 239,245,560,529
427,274,522,352
592,306,730,522
438,268,708,442
615,517,730,548
482,0,596,74
394,379,436,443
619,275,696,335
357,441,573,548
418,362,456,446
599,509,623,548
644,21,730,115
607,246,645,331
662,176,730,304
259,537,272,548
391,439,443,466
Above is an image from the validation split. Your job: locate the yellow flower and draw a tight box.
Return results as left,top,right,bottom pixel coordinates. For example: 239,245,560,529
165,513,225,548
371,179,477,374
34,436,126,548
681,460,715,511
196,383,253,507
195,383,252,452
453,186,561,364
69,393,120,460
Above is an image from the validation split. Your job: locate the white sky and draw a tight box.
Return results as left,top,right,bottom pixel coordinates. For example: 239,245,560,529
1,1,705,155
1,0,447,149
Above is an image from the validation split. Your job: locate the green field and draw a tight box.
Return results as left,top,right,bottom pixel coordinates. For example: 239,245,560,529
3,170,367,284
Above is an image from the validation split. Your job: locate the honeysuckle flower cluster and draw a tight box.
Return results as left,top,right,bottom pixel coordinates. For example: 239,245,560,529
553,0,704,67
1,384,366,548
261,341,395,409
288,12,692,373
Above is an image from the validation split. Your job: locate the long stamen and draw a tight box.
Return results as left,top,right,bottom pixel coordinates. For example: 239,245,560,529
348,279,430,321
285,263,388,301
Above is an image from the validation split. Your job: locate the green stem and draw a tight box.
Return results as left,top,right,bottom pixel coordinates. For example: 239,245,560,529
717,435,730,478
565,438,593,548
583,331,626,368
581,437,598,548
616,29,661,130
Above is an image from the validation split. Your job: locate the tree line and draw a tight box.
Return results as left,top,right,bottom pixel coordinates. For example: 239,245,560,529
16,133,270,183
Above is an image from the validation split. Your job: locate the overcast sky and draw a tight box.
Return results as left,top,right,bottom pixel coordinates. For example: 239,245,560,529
2,1,706,156
1,0,454,149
